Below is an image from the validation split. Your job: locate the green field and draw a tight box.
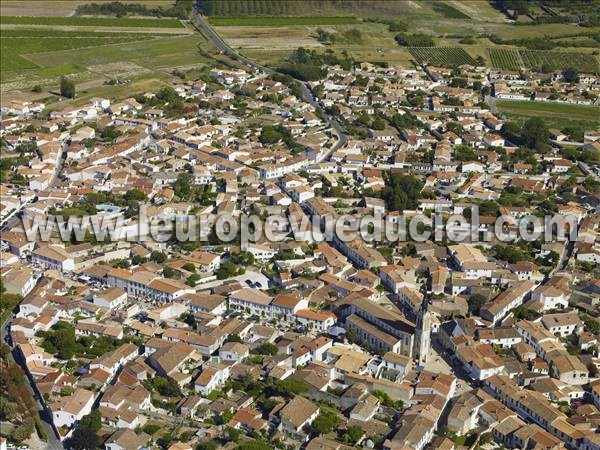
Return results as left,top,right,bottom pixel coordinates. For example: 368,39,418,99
488,48,599,73
208,16,358,26
0,29,154,76
0,21,210,96
1,15,184,27
488,48,522,71
519,50,599,74
409,47,477,67
26,34,206,69
497,100,600,124
430,1,470,19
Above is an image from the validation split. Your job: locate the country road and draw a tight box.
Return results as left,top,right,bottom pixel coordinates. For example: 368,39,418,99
192,7,347,161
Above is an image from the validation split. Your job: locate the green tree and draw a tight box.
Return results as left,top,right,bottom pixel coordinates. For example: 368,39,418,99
150,251,167,263
371,118,386,130
251,342,278,356
142,423,161,435
231,251,255,266
468,294,486,315
60,76,75,98
521,117,549,151
78,410,101,432
163,266,177,279
343,425,364,445
236,440,272,450
219,409,233,425
66,426,100,450
0,398,18,421
196,442,218,450
174,173,194,199
216,261,238,280
383,173,423,212
100,126,121,141
186,273,201,287
182,262,196,272
9,419,34,443
373,389,403,409
312,410,341,435
562,67,579,83
149,376,182,397
271,379,307,397
124,189,147,202
513,306,540,321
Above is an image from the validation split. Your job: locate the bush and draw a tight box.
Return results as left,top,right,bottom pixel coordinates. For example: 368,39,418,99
142,423,161,435
10,418,34,443
182,262,196,272
271,379,307,397
186,273,201,287
251,343,278,356
343,425,364,445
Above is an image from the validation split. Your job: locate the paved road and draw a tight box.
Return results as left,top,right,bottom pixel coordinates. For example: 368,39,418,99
2,283,62,448
578,161,600,182
551,139,585,147
486,95,497,114
2,336,63,449
192,8,347,161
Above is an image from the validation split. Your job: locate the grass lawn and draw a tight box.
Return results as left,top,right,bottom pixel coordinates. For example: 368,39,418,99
497,100,600,125
208,16,358,26
1,15,184,28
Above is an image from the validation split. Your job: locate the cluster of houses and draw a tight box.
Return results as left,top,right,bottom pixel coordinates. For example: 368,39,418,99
1,58,599,450
491,68,599,106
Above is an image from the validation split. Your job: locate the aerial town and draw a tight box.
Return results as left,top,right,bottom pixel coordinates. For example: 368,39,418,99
1,2,600,450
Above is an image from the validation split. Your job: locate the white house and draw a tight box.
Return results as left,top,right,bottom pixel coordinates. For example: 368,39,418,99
31,245,75,272
194,365,230,396
51,388,95,428
94,287,127,309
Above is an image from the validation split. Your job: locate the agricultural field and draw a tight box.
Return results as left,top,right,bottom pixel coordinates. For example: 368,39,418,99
201,0,435,18
0,29,157,76
214,21,414,68
0,18,210,97
1,15,184,28
488,48,522,70
519,50,599,74
497,100,600,126
0,1,175,17
408,47,477,67
488,48,599,73
208,16,358,26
